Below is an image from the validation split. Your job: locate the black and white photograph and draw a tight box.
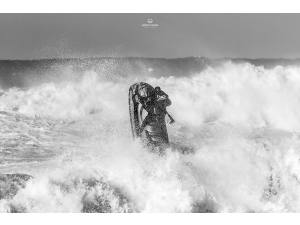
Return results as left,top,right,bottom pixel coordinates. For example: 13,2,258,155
1,5,300,215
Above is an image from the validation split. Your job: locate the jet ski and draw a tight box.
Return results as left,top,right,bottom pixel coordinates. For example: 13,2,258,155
128,82,174,152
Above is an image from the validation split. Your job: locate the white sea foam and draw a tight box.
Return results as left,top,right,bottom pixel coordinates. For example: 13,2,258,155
1,61,300,212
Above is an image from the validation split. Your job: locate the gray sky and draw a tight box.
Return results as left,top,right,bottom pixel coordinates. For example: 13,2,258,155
1,14,300,59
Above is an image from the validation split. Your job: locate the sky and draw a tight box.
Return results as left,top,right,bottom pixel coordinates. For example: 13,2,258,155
1,14,300,59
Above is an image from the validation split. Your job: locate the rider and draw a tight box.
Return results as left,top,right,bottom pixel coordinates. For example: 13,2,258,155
137,86,172,146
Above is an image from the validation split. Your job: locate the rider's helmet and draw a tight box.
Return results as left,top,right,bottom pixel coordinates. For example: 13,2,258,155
154,86,161,93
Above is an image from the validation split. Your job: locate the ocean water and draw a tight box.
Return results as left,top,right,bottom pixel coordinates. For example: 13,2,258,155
1,58,300,212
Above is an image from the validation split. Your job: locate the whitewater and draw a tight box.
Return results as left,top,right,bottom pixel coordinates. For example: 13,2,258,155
1,60,300,212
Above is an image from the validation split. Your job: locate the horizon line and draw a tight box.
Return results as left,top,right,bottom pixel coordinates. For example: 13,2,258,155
1,56,300,61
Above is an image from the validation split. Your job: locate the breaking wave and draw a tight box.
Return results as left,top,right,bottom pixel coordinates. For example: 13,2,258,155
1,60,300,212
